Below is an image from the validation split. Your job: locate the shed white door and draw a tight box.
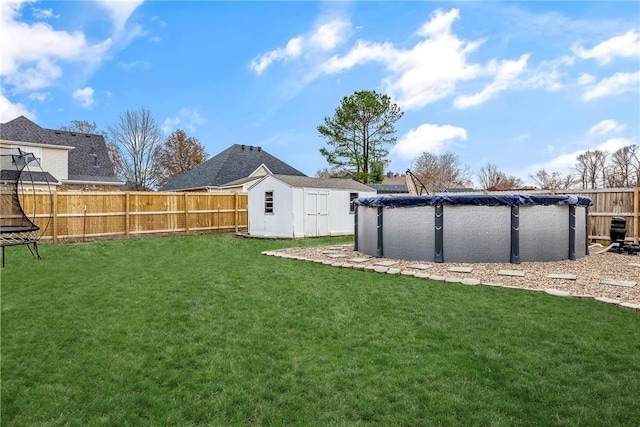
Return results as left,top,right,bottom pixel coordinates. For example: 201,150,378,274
305,191,329,237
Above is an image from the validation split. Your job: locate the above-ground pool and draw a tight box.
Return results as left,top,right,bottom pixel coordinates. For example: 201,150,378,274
353,194,594,264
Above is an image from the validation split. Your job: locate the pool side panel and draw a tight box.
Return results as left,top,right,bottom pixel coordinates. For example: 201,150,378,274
443,205,511,263
519,205,568,262
575,206,587,258
356,206,378,256
382,206,434,261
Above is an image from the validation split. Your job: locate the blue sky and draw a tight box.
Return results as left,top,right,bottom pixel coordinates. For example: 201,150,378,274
1,1,639,187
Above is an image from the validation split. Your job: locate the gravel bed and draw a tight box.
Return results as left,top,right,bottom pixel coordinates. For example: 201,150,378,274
267,243,640,308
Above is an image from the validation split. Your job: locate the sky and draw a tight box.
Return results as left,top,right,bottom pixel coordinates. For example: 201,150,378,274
1,0,639,187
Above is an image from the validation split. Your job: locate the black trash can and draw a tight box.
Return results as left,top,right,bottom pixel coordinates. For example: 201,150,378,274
610,216,626,244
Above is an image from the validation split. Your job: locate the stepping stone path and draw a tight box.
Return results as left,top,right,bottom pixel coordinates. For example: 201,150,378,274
408,264,432,270
600,279,637,288
498,269,525,277
447,266,474,273
547,273,578,280
373,261,398,267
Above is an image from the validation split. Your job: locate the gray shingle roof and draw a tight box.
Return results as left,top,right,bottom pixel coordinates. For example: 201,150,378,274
160,144,306,191
267,175,376,191
0,116,120,184
368,184,409,194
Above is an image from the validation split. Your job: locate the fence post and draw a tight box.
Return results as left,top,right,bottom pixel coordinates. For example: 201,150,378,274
184,192,189,234
234,192,239,232
634,186,639,244
125,192,130,238
52,190,58,243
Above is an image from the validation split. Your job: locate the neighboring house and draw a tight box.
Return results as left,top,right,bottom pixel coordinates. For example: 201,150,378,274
247,174,376,238
368,183,409,195
160,144,306,192
0,116,122,190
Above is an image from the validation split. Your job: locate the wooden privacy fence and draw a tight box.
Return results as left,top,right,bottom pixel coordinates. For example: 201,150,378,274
494,187,639,244
19,191,248,242
13,187,640,244
560,187,639,244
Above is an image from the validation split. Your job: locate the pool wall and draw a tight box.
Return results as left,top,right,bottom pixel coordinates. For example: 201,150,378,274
354,195,593,264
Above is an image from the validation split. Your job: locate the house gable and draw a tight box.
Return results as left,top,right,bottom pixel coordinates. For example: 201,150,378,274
0,116,121,189
160,144,306,191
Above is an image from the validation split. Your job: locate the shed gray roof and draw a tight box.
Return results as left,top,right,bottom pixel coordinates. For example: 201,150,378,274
0,116,120,184
263,174,376,192
160,144,306,191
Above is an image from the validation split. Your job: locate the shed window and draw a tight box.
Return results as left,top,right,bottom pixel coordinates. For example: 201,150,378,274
265,191,274,214
349,192,358,213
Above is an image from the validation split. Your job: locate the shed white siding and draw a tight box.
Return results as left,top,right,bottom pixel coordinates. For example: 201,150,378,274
248,175,376,238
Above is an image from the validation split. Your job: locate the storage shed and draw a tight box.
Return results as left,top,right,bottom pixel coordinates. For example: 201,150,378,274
248,174,376,238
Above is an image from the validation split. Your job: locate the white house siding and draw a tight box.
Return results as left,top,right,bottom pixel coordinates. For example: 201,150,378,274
41,146,69,181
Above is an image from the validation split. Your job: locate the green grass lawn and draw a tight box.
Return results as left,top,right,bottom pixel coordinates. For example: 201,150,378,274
2,234,639,426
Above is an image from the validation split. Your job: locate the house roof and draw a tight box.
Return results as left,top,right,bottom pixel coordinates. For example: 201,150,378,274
160,144,306,191
368,183,409,194
0,116,121,184
257,174,376,192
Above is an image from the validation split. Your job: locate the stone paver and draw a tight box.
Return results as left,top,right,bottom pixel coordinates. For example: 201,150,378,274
364,266,377,272
498,269,525,277
400,270,416,276
387,268,402,275
407,264,432,270
429,275,446,281
620,302,640,310
414,273,431,279
547,273,577,280
447,266,474,273
322,250,343,255
545,289,570,297
627,263,640,268
445,277,461,283
461,278,481,285
322,260,334,265
600,279,637,288
347,258,370,263
326,254,348,259
374,266,389,273
374,261,399,267
595,296,619,304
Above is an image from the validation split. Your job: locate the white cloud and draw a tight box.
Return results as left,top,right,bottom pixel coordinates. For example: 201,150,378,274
393,123,468,159
73,86,94,108
96,0,144,34
0,1,113,92
0,95,34,122
28,92,50,102
162,108,206,134
322,8,486,110
454,54,529,109
33,7,58,19
250,16,351,75
528,136,633,177
577,73,596,86
250,37,304,75
574,30,640,65
582,71,640,101
310,18,350,51
587,119,624,137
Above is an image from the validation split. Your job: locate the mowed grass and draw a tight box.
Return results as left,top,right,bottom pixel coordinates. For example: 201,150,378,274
2,235,639,426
